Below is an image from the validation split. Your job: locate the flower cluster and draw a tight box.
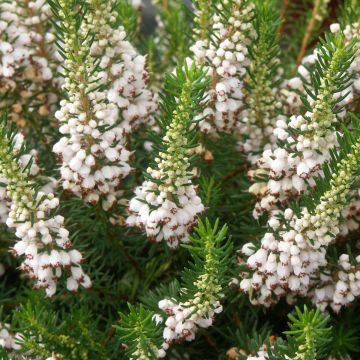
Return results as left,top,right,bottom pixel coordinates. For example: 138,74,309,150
0,123,90,297
191,0,255,134
249,23,359,237
158,295,223,345
148,220,229,357
0,0,59,128
312,21,360,240
127,67,206,248
312,254,360,313
127,179,203,248
251,35,355,218
338,195,360,236
238,131,360,308
9,191,91,296
247,20,360,251
87,0,156,130
52,0,156,209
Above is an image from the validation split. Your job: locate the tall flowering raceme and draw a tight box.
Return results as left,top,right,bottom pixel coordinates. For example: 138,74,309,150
0,131,58,285
191,0,256,134
0,0,60,130
238,116,360,309
118,219,232,359
0,115,90,297
251,34,356,218
126,65,207,248
85,0,157,130
157,220,231,349
323,18,360,236
238,3,283,164
269,17,360,240
51,0,156,209
252,16,360,233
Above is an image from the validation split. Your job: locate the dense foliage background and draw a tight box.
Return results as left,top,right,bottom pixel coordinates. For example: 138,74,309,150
0,0,359,359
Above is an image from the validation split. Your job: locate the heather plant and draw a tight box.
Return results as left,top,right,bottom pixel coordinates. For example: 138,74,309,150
0,0,359,359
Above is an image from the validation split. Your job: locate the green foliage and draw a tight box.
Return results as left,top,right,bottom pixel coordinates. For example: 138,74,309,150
250,0,281,75
157,63,209,131
199,176,222,209
231,316,272,357
339,0,360,26
331,323,360,359
192,0,217,41
180,218,232,300
243,0,282,149
228,306,332,360
116,304,162,360
284,306,332,360
13,295,110,359
141,218,232,309
147,1,193,85
116,0,142,42
236,306,332,360
301,34,355,109
329,307,360,359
